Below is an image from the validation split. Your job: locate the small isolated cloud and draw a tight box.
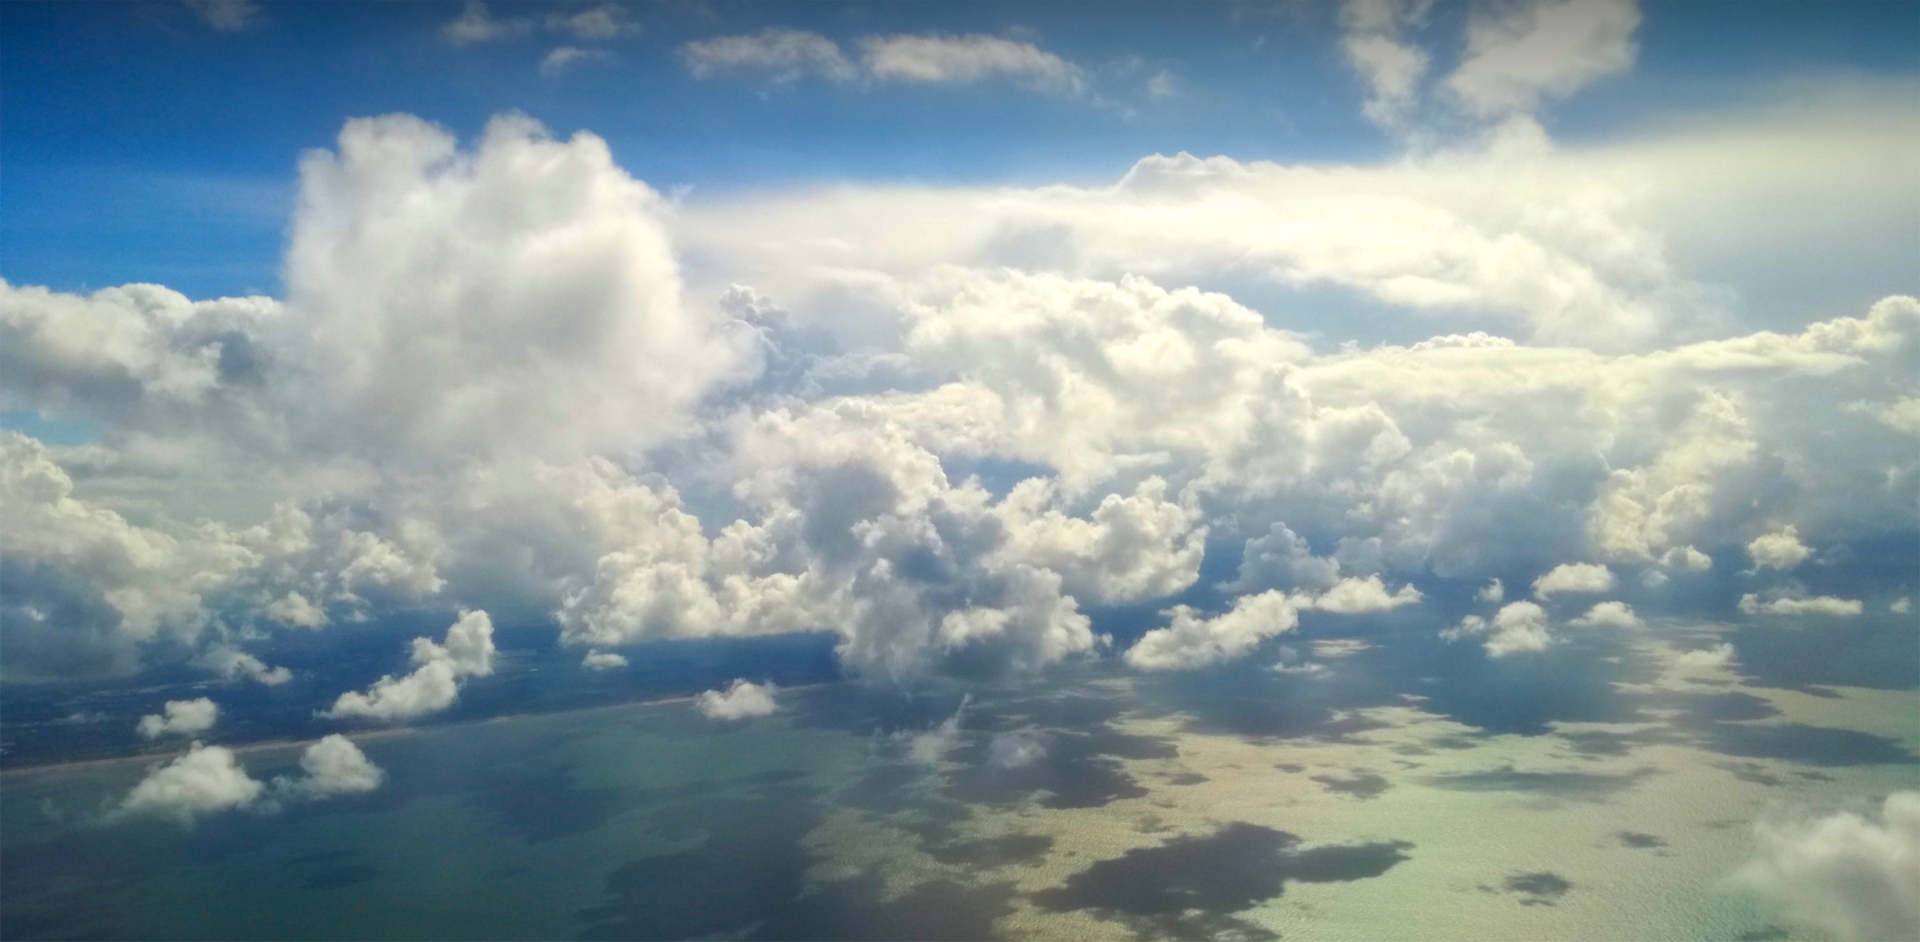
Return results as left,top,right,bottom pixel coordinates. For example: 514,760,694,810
322,610,496,722
1747,525,1812,571
859,34,1085,94
1270,644,1331,678
197,646,292,686
273,735,384,799
906,695,970,763
541,46,609,77
1738,593,1864,617
546,4,636,41
1477,578,1505,603
1123,590,1302,670
1444,0,1641,117
1309,574,1422,614
695,678,778,720
1145,69,1177,100
681,29,857,83
442,0,530,44
1673,642,1735,674
1336,0,1434,130
1733,791,1920,942
137,698,218,739
1570,600,1643,630
265,590,325,628
119,743,263,822
182,0,260,32
987,728,1048,769
581,649,628,670
1442,600,1550,656
1532,562,1614,599
119,736,386,822
1893,597,1913,615
1660,545,1714,572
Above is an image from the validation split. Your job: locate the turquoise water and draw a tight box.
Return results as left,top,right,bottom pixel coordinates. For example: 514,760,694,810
4,644,1916,940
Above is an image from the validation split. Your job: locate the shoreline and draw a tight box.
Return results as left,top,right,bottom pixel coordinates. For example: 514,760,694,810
0,683,833,778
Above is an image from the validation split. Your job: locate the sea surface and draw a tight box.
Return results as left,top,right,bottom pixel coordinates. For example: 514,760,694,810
4,619,1917,940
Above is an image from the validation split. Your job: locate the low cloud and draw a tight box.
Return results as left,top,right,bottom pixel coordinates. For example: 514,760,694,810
987,728,1048,769
1443,600,1551,656
1747,525,1812,571
137,698,218,739
182,0,260,32
1733,791,1920,941
322,610,496,722
695,679,778,720
581,650,628,670
196,646,292,686
1570,600,1642,630
1738,593,1864,617
1532,563,1615,599
681,30,1084,94
1673,642,1735,674
1309,575,1423,614
119,736,385,822
1123,591,1302,670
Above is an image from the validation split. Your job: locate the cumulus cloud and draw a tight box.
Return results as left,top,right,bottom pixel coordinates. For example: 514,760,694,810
1336,0,1434,130
905,695,970,763
1532,563,1615,599
1124,591,1302,670
1733,792,1920,942
322,610,495,722
1308,574,1423,614
1477,578,1505,603
137,698,219,739
119,743,264,822
196,646,292,685
273,734,384,798
1893,597,1913,615
695,679,778,720
119,735,386,822
1737,593,1864,617
1569,600,1642,630
581,650,628,670
1673,642,1735,674
986,728,1048,769
1442,600,1551,656
1747,525,1812,571
1660,545,1713,572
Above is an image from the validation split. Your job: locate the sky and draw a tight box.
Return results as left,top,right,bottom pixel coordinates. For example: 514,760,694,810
1,0,1918,937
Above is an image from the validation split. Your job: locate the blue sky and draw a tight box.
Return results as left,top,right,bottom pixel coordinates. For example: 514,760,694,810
4,0,1913,299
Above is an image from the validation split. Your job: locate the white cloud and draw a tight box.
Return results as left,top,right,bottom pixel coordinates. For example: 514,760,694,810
546,4,636,41
1337,0,1434,130
581,650,628,670
1124,590,1302,670
1309,575,1423,614
137,698,219,739
1747,525,1812,571
859,34,1084,94
541,46,610,77
1660,545,1713,572
274,734,385,798
987,728,1048,769
906,695,969,763
696,679,778,720
1893,597,1912,615
1673,642,1735,674
441,1,530,44
1477,578,1505,603
196,646,292,686
1569,600,1642,630
1442,600,1551,656
1532,563,1615,599
182,0,260,31
1733,792,1920,942
1738,593,1864,617
119,735,385,822
119,743,263,822
1445,0,1640,118
322,610,495,722
681,29,857,83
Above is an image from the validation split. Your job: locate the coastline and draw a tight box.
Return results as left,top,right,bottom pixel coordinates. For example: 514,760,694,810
0,683,833,778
